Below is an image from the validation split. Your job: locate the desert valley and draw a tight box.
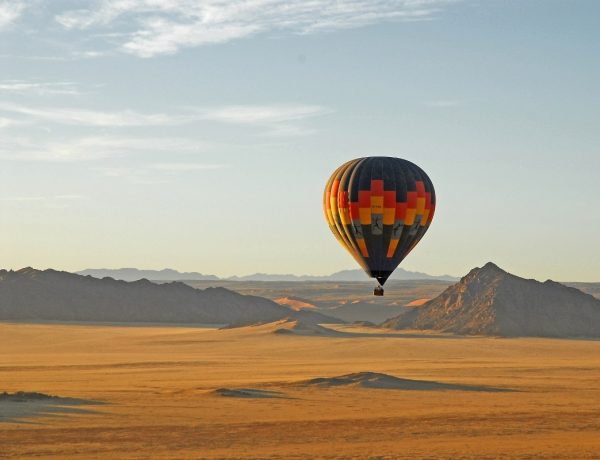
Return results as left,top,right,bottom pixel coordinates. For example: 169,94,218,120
1,264,600,458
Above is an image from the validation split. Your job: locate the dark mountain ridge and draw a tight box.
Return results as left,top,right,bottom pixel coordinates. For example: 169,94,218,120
382,262,600,337
0,268,341,326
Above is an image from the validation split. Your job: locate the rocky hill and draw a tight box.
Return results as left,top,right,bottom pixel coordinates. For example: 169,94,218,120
0,268,341,326
382,262,600,337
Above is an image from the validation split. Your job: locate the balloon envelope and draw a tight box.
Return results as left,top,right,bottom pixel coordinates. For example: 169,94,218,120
323,157,436,286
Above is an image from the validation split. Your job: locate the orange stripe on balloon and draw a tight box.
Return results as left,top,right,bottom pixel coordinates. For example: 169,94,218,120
357,239,369,257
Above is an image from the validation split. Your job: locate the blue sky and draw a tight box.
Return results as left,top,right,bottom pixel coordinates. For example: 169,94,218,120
0,0,598,281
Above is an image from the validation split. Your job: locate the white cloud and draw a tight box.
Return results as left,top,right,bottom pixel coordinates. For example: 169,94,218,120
0,194,87,210
199,104,330,136
201,104,329,124
0,135,209,161
93,163,225,184
260,123,316,137
123,18,261,57
0,102,194,127
0,116,21,128
148,162,227,171
54,0,456,57
0,101,329,135
95,168,170,184
0,194,86,202
0,80,84,96
74,50,112,59
0,1,25,29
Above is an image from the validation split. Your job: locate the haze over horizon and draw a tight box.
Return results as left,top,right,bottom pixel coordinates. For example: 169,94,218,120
1,0,599,281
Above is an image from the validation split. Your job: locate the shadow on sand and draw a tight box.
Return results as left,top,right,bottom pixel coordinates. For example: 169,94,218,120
0,392,104,423
214,388,290,399
267,322,474,339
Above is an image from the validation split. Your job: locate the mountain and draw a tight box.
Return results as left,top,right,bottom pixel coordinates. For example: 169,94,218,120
77,267,456,282
76,268,218,281
327,268,457,282
227,268,456,282
0,268,342,326
564,282,600,300
382,262,600,337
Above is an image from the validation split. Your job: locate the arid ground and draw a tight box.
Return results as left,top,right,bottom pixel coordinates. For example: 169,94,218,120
1,322,600,459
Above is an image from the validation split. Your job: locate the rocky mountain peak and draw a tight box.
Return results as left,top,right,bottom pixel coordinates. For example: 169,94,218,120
462,261,508,282
15,267,40,276
382,263,600,337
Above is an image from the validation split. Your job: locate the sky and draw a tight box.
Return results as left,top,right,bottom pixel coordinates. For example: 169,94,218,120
0,0,599,281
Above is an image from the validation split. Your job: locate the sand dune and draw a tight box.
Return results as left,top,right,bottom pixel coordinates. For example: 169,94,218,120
272,319,351,336
214,371,510,399
224,318,350,337
299,371,512,392
273,296,318,310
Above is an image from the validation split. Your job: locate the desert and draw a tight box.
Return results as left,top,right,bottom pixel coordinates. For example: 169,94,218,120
2,2,599,458
2,318,600,458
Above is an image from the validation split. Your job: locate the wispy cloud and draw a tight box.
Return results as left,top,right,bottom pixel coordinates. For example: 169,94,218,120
0,80,84,96
148,162,227,172
92,166,166,184
54,0,457,58
0,116,23,128
0,102,193,127
0,53,80,62
201,105,329,124
0,1,25,29
0,135,209,161
93,162,226,185
0,193,87,210
199,104,330,136
0,194,85,202
0,101,329,135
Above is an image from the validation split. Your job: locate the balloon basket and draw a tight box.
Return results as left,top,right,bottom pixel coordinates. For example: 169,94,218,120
374,286,384,296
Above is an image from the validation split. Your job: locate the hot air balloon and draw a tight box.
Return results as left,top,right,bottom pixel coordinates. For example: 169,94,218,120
323,157,436,296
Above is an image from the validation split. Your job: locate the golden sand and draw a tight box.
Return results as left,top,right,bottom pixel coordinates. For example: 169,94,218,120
1,322,599,458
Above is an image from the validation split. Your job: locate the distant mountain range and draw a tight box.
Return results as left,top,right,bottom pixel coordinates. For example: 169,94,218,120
76,267,457,282
0,268,342,326
76,268,219,281
382,262,600,338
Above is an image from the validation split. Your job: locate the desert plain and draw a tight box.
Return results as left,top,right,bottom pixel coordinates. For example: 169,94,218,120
1,321,600,459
